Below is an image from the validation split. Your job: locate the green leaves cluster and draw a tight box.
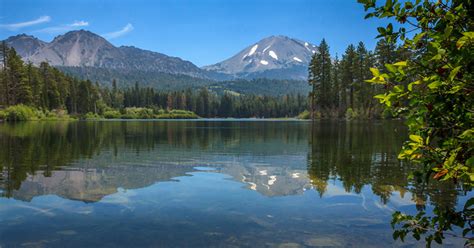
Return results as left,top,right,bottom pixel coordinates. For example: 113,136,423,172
359,0,473,246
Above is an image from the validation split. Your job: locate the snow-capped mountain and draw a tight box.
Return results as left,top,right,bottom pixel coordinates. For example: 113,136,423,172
203,35,317,80
4,30,207,78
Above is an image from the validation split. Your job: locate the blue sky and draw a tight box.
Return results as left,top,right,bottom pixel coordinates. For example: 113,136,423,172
0,0,386,66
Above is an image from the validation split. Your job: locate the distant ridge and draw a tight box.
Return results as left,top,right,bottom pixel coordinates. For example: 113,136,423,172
4,30,207,79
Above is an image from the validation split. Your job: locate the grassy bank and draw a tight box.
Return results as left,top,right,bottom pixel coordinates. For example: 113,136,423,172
86,108,199,120
0,105,199,121
0,105,74,121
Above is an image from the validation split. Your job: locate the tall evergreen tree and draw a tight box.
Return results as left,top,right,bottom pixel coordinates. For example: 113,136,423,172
341,44,356,110
308,39,332,117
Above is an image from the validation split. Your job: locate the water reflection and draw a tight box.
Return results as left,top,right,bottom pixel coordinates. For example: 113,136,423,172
0,120,469,247
0,121,312,201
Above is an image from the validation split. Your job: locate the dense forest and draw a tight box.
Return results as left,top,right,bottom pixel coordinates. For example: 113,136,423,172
0,43,307,119
60,66,311,96
115,81,307,118
308,38,409,119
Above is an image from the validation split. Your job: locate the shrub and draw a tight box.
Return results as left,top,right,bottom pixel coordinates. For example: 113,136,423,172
103,110,121,119
83,112,101,120
345,108,358,120
122,107,156,119
43,109,70,120
2,105,39,121
297,110,310,119
0,110,6,120
170,110,199,119
155,109,167,115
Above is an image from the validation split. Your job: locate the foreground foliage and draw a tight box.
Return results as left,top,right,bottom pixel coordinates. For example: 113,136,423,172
360,0,473,246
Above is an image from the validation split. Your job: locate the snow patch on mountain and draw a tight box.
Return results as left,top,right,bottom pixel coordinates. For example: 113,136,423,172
293,57,302,62
260,60,269,65
268,50,278,60
248,44,258,56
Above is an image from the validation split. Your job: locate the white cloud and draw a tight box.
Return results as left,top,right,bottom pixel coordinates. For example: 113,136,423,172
34,26,69,34
0,16,51,30
102,23,134,39
70,20,89,27
33,20,89,34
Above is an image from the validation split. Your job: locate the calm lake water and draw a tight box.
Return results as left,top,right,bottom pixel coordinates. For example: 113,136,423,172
0,120,470,247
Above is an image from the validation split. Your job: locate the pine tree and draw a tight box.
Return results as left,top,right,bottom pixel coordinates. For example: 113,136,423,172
308,52,317,119
341,44,356,110
331,55,341,112
5,48,31,105
0,42,8,106
308,39,332,117
374,39,397,73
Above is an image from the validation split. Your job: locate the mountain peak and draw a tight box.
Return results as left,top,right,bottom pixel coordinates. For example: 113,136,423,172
203,35,317,80
52,29,108,43
265,35,291,40
4,33,47,58
7,33,34,39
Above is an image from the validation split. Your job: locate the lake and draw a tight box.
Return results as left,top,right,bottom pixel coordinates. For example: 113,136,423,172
0,120,470,247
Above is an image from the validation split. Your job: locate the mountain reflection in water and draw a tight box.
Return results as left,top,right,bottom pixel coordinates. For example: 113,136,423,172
0,120,470,247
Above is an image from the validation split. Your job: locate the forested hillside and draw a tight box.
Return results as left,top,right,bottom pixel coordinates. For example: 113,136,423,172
59,66,212,90
59,66,310,96
0,43,307,119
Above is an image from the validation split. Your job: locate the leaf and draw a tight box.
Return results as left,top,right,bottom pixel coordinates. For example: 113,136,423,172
456,32,474,49
428,81,441,89
463,31,474,39
370,67,380,77
464,198,474,211
393,85,404,93
409,134,423,143
433,169,448,180
393,61,407,67
374,94,385,99
387,23,393,33
385,64,397,73
459,128,474,139
449,66,461,81
444,25,453,38
393,230,400,240
413,32,425,44
408,80,421,91
377,27,386,35
456,36,469,49
431,54,442,61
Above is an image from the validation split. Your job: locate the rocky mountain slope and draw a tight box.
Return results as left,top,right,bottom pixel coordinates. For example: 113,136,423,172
4,30,207,78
